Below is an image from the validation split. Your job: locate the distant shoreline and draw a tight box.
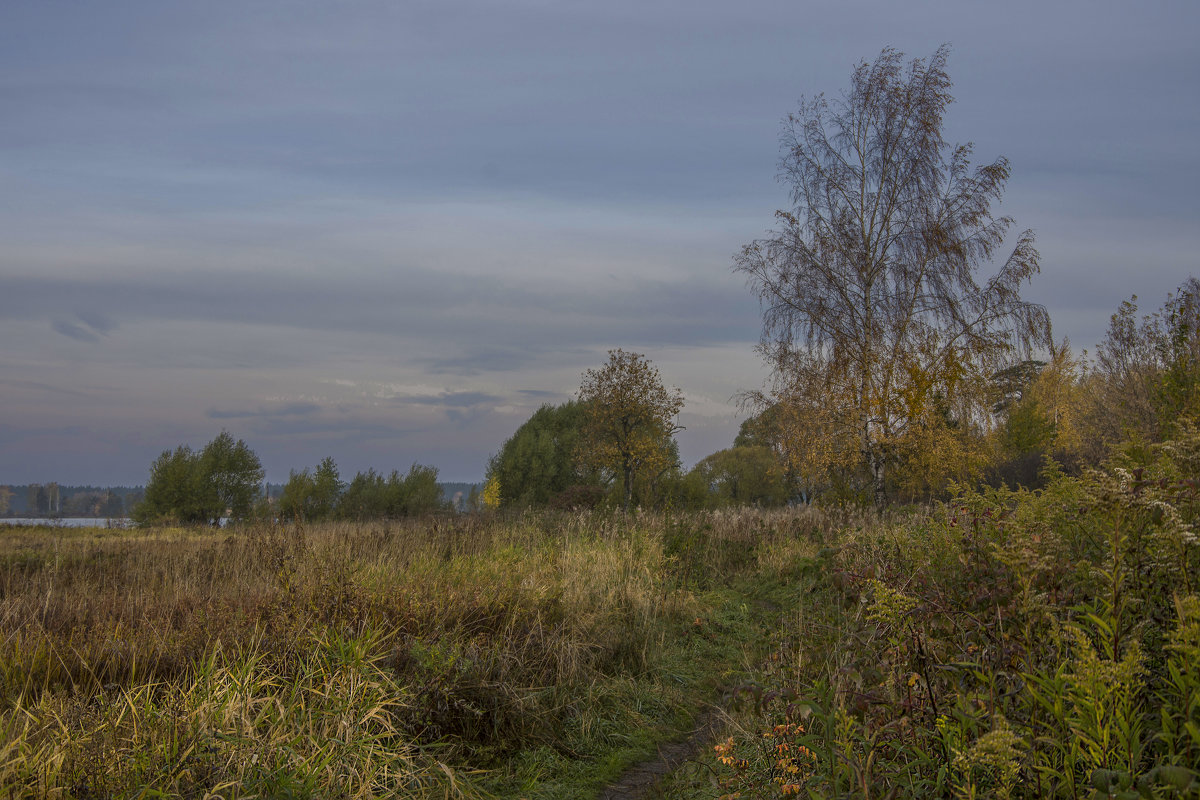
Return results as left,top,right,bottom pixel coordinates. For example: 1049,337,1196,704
1,517,134,528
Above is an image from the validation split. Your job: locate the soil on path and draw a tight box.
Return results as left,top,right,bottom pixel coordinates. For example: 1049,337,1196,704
595,706,724,800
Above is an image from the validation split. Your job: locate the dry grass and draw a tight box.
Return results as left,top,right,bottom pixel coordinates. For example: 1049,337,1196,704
0,508,824,798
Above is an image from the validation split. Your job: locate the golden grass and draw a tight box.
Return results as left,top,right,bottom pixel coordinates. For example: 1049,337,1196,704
0,509,825,798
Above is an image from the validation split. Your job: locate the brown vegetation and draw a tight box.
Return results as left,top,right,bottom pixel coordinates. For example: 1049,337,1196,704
0,509,819,797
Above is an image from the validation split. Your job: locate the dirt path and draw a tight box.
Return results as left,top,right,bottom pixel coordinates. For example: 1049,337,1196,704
594,706,725,800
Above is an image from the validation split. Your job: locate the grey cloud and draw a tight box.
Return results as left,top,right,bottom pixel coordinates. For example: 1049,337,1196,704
446,407,489,425
1,0,1197,487
207,402,322,420
50,310,117,343
0,379,89,398
52,319,102,342
3,269,760,373
243,416,418,442
386,391,505,413
76,309,117,334
418,348,541,377
408,391,503,408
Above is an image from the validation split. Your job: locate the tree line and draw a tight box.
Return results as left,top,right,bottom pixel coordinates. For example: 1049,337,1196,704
483,348,789,512
133,46,1199,521
485,47,1200,512
0,484,137,518
133,432,448,525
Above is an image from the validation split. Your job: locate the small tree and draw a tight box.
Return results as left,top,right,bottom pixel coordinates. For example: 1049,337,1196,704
279,469,316,521
735,46,1050,508
577,349,684,512
311,456,343,519
135,445,204,524
1087,276,1200,451
279,456,343,522
683,446,790,509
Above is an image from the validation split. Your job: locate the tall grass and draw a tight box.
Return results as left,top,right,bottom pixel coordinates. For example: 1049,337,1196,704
0,507,821,797
689,426,1200,799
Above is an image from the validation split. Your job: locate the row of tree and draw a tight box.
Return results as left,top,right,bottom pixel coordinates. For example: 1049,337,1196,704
484,272,1198,513
277,459,444,521
134,432,448,525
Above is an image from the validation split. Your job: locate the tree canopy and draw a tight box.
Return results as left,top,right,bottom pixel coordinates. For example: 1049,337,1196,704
735,46,1051,507
485,400,601,508
577,349,684,512
278,456,343,522
135,432,263,525
682,445,790,509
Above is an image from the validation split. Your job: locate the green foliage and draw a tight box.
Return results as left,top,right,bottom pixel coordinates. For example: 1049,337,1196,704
578,349,685,512
682,446,791,509
697,423,1200,800
279,462,446,521
1159,595,1200,769
135,445,204,524
200,431,266,521
337,464,445,520
279,456,343,522
486,401,602,508
134,432,264,525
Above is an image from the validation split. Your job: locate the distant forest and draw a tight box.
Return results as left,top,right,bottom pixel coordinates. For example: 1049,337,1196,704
0,482,481,517
0,485,141,517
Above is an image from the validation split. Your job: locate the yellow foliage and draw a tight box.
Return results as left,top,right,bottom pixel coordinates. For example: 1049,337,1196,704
481,475,501,509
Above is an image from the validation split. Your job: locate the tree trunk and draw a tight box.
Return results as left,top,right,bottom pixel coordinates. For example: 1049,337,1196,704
870,455,887,512
864,427,887,512
622,459,634,513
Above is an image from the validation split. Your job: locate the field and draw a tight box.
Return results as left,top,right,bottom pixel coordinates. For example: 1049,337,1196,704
0,508,820,798
2,430,1198,799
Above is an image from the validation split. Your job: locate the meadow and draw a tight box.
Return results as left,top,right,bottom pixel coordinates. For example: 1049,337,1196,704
2,426,1198,799
666,427,1200,799
0,506,819,798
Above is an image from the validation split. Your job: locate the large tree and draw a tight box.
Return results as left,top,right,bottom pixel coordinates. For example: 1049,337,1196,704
486,400,601,507
135,446,205,524
735,46,1051,508
578,349,684,512
199,431,265,522
135,432,263,524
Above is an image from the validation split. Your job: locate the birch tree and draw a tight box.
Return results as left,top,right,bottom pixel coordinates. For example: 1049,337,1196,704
736,46,1051,507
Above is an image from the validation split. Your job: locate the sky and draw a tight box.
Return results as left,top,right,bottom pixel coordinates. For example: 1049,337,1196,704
1,1,1197,486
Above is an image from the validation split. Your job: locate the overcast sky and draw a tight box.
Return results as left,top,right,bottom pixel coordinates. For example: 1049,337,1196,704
1,1,1197,486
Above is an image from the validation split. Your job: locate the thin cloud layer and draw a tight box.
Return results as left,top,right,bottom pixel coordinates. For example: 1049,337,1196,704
1,1,1197,484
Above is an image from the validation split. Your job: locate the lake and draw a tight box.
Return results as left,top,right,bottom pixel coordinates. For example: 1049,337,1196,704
1,517,134,528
